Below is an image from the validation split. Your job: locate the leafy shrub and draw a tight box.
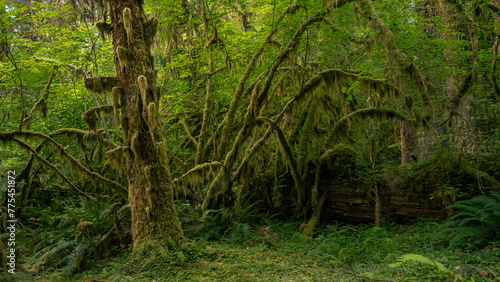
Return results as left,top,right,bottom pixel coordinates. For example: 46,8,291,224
436,192,500,249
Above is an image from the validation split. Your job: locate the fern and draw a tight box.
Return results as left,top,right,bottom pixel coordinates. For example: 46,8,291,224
435,192,500,249
25,196,130,277
226,222,253,241
193,207,256,241
389,254,463,281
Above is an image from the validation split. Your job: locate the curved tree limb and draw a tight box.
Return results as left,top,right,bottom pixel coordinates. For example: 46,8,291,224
202,12,325,211
0,130,127,198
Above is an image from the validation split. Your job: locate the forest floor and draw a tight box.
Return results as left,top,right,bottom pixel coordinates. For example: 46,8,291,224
32,219,499,281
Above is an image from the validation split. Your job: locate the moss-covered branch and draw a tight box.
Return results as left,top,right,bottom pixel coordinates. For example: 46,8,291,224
10,137,85,195
232,127,273,183
0,130,127,198
23,71,56,130
179,119,199,147
357,0,434,96
82,105,114,132
203,12,325,211
216,3,306,159
172,162,222,183
327,108,406,144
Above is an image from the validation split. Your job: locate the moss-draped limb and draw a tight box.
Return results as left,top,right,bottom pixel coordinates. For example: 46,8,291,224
202,13,325,211
179,119,199,147
82,105,114,132
23,71,56,130
282,68,402,112
200,71,267,162
172,162,221,183
10,137,86,196
327,108,407,144
195,49,214,166
232,126,273,183
264,118,306,214
446,71,474,124
84,76,121,95
33,57,115,141
357,0,434,96
0,130,127,198
216,4,303,160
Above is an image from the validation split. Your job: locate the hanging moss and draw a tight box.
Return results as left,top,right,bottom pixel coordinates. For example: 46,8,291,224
327,108,406,144
147,102,157,136
123,7,132,44
130,132,139,158
117,46,130,69
112,86,122,123
84,76,120,94
138,75,148,108
96,21,112,42
82,111,99,132
106,146,125,172
84,77,104,94
81,105,114,132
143,165,154,211
77,219,93,234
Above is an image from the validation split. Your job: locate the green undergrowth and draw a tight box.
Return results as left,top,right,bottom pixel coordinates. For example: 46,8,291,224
32,219,499,281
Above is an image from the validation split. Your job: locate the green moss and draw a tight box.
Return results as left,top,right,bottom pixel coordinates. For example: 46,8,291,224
123,8,132,44
138,75,148,108
117,46,130,69
379,149,500,202
96,21,112,42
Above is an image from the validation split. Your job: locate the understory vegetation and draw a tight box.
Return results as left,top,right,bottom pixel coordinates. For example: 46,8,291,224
11,211,500,281
1,0,500,280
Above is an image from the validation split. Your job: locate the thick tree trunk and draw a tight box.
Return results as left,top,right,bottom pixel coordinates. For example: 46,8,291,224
108,0,183,254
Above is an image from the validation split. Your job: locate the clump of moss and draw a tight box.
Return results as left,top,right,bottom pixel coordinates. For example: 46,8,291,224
96,21,112,42
84,76,120,94
138,75,148,107
81,105,114,132
117,46,130,69
123,7,132,44
106,147,125,172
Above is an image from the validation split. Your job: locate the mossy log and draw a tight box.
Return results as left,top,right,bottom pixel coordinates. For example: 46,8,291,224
319,155,500,224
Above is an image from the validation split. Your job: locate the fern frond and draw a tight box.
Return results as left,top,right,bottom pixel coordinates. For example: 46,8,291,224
389,254,454,277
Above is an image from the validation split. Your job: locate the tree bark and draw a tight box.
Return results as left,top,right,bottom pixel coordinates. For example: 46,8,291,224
108,0,183,254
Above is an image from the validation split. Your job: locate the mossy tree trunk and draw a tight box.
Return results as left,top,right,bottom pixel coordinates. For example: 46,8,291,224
108,0,183,254
400,120,417,165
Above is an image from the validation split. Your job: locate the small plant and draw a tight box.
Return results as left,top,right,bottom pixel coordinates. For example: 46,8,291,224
389,254,463,281
435,192,500,249
194,207,254,241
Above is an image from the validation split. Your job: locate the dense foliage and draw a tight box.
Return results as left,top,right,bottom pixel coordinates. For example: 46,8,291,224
0,0,499,280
